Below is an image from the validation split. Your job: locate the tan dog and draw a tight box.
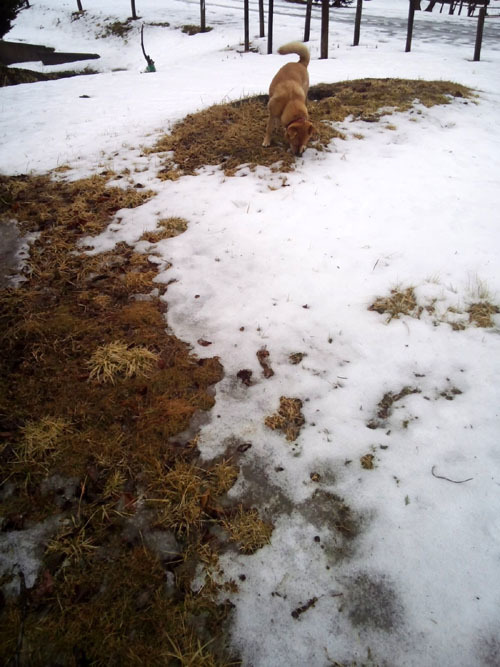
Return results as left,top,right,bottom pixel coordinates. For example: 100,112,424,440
262,41,313,156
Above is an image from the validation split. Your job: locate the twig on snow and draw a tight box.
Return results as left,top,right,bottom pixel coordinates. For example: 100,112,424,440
431,465,473,484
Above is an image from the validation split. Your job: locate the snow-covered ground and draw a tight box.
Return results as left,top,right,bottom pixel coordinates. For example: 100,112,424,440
1,1,500,665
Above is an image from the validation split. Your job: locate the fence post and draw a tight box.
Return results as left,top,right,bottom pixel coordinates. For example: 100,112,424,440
320,0,329,59
353,0,363,46
244,0,249,51
268,0,274,54
259,0,265,38
473,6,486,61
406,0,415,52
304,0,313,42
200,0,206,32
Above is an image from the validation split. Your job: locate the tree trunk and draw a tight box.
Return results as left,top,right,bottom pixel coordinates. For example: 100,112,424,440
131,0,138,20
76,0,83,12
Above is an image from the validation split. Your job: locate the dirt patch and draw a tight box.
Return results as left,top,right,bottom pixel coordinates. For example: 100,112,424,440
149,78,473,177
367,387,421,430
342,572,404,633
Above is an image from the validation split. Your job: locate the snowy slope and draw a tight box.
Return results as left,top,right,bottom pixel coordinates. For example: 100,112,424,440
2,1,500,665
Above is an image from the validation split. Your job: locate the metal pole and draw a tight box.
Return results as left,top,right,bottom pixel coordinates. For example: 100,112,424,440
259,0,265,38
473,6,486,61
244,0,249,51
268,0,274,54
320,0,329,60
304,0,313,43
200,0,206,32
353,0,363,46
406,0,415,53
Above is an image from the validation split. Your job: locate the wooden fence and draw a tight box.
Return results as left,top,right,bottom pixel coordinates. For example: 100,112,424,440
235,0,490,62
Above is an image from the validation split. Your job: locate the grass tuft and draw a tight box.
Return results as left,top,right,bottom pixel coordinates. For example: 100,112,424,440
467,302,500,328
369,286,422,322
87,341,159,384
222,506,273,554
265,396,305,442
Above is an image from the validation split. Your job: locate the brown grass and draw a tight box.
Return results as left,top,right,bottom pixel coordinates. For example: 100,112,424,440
369,287,422,322
221,506,273,554
0,174,248,665
149,79,472,177
265,396,305,442
140,216,189,243
369,285,499,330
467,301,500,328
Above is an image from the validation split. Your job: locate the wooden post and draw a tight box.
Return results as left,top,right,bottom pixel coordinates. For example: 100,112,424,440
259,0,265,38
268,0,274,54
320,0,329,59
473,6,486,61
200,0,206,32
304,0,313,43
353,0,363,46
406,0,415,53
244,0,249,51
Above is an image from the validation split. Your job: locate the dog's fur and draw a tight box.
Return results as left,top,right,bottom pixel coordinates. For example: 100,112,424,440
262,41,313,156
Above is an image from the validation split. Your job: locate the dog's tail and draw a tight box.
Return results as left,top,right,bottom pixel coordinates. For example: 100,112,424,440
277,41,310,68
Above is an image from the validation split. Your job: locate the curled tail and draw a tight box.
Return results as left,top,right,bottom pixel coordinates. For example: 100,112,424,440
277,41,310,68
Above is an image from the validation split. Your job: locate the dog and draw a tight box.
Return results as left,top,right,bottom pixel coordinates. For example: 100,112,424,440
262,41,314,156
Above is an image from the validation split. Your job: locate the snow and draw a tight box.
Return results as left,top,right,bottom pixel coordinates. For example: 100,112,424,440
2,0,500,664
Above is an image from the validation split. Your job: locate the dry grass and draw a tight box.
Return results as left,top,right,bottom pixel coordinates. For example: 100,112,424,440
19,416,73,462
467,302,500,328
369,285,499,330
140,216,189,243
368,287,422,322
87,341,159,383
0,174,246,665
222,506,273,554
265,396,305,442
149,79,472,177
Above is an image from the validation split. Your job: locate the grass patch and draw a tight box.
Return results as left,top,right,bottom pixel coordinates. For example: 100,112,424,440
181,24,213,35
0,173,262,665
369,283,500,330
467,301,500,328
98,18,135,39
368,286,422,322
149,78,473,177
265,396,305,442
140,216,189,243
221,506,273,554
0,64,98,87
